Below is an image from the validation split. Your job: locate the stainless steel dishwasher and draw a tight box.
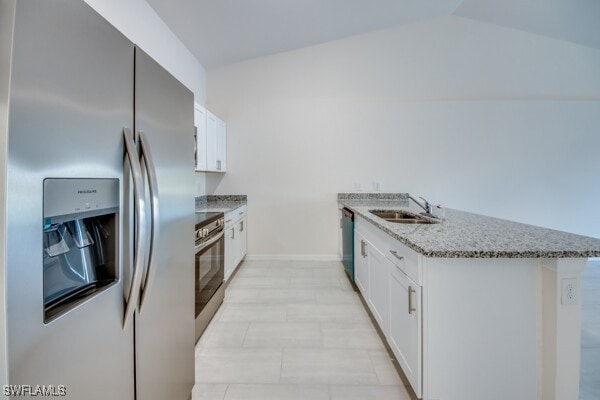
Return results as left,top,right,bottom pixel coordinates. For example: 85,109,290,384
341,208,354,282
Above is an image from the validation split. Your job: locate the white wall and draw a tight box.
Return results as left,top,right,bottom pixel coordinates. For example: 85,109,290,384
206,16,600,257
84,0,206,104
196,173,206,196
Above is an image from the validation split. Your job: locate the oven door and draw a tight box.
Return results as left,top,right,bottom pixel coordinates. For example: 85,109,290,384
195,230,225,320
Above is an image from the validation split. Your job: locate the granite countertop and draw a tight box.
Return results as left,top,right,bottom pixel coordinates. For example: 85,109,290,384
196,195,247,214
338,194,600,259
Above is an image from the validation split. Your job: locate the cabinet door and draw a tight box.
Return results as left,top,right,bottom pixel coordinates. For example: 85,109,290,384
194,104,207,171
224,225,236,281
354,230,368,296
206,111,217,171
389,266,422,397
216,118,227,172
367,244,390,336
238,217,247,261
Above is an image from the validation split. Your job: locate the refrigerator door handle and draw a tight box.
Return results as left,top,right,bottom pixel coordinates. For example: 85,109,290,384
123,128,147,328
138,131,159,311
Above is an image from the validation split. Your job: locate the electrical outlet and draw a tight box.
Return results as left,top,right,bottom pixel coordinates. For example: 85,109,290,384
372,181,381,192
561,278,578,305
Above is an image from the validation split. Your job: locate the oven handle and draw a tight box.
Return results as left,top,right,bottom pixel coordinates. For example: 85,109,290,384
195,230,224,252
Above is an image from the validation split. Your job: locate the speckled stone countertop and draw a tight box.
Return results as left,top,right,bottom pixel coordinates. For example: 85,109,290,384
339,197,600,258
196,195,247,214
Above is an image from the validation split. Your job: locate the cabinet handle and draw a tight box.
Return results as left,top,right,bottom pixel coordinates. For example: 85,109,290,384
217,160,221,170
225,219,232,223
240,221,244,232
231,227,235,240
408,286,416,314
361,240,367,258
389,250,404,261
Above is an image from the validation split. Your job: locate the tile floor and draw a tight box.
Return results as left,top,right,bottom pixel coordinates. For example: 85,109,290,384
193,259,600,400
581,259,600,400
193,260,414,400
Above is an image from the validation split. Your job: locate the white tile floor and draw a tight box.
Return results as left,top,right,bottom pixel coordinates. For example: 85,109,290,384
193,259,600,400
193,260,414,400
581,260,600,400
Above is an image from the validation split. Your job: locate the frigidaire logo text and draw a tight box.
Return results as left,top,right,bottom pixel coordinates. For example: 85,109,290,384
77,189,97,194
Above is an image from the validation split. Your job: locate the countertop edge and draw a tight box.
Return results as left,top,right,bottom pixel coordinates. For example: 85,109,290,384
196,200,247,215
339,201,600,259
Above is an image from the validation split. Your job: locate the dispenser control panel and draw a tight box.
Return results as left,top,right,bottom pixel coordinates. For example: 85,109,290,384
43,178,119,221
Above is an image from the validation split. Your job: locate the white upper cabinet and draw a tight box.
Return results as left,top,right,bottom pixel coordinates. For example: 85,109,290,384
206,110,218,171
194,103,227,173
194,103,207,171
216,118,227,172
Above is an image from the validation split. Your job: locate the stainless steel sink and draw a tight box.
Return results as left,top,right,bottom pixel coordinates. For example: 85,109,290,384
369,210,437,224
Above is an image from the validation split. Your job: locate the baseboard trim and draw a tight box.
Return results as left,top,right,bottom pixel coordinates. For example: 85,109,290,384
245,254,342,262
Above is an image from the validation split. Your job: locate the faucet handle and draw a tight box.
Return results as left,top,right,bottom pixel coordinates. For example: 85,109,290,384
418,197,433,213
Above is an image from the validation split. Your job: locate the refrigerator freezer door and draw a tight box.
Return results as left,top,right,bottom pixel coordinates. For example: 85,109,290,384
134,48,195,400
5,1,135,398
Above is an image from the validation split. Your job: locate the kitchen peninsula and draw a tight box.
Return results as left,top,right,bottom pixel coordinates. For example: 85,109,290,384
338,193,600,400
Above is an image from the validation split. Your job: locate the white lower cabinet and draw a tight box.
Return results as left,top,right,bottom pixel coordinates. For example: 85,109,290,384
366,244,390,336
355,216,422,398
237,217,247,264
224,207,247,281
224,223,236,281
352,215,545,400
390,263,422,398
354,230,369,295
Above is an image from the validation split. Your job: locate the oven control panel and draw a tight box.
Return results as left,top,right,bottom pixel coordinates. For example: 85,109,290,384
195,217,224,242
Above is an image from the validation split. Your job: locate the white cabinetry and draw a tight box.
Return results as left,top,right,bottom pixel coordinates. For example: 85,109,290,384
224,206,247,281
216,118,227,172
194,102,226,173
206,110,217,171
238,217,247,261
390,261,422,397
366,244,390,336
354,230,369,295
206,111,227,172
194,103,207,171
352,212,571,400
355,216,422,398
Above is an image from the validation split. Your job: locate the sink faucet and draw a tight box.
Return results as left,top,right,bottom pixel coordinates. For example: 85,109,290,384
408,196,438,218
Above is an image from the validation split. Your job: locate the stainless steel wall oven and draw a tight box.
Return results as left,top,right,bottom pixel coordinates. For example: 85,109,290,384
195,212,225,341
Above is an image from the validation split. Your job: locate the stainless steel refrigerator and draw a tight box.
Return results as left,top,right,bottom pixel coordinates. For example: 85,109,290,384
0,0,195,399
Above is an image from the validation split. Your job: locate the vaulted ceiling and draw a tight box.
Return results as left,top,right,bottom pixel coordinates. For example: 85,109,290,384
145,0,600,69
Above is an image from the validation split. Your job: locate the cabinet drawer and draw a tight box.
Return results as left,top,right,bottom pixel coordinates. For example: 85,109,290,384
234,205,247,220
385,238,420,285
225,205,247,227
355,215,421,285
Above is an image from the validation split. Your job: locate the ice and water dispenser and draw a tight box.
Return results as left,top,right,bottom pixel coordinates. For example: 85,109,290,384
43,178,119,322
